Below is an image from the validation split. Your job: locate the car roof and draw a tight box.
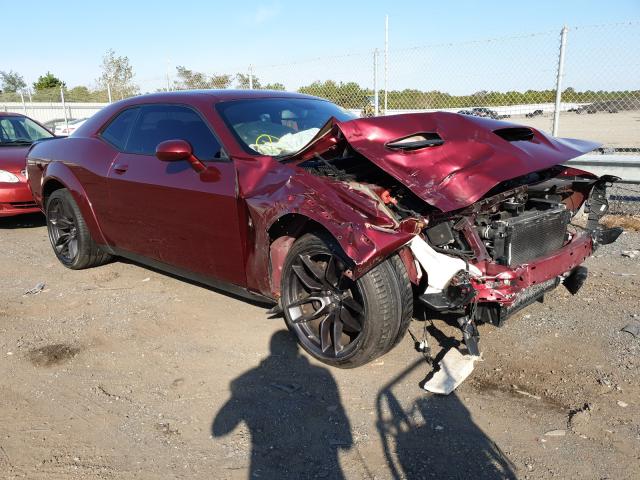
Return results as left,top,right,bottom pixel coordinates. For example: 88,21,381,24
0,112,26,117
118,89,322,105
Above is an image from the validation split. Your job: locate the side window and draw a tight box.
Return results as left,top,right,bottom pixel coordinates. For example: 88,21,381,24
101,108,139,150
125,105,222,160
0,119,16,139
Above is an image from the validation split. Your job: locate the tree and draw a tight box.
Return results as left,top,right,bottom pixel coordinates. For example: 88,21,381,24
67,86,93,101
235,73,261,89
33,72,65,91
263,82,286,91
97,49,138,99
174,66,232,90
0,70,26,93
298,80,369,108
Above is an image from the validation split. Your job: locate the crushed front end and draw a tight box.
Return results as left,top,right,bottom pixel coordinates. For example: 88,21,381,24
283,112,623,356
413,171,622,353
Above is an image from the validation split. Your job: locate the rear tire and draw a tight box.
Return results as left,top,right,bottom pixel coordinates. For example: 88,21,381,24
281,233,412,368
46,189,112,270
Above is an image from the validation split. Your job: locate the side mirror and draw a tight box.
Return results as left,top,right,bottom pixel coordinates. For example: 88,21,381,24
155,139,205,173
156,139,192,162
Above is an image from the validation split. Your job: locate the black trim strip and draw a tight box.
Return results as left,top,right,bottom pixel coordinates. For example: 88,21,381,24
107,246,274,305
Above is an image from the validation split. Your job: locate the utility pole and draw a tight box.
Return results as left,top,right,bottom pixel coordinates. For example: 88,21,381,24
384,14,389,115
60,86,68,130
249,65,254,90
20,90,26,114
373,49,379,115
552,25,568,137
166,57,171,91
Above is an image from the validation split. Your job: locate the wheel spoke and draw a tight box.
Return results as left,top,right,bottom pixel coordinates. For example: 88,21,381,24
55,216,74,229
292,265,323,291
299,254,329,287
54,233,71,251
325,255,339,287
342,296,364,315
319,314,333,353
332,314,344,355
339,306,362,332
287,295,325,308
288,295,330,324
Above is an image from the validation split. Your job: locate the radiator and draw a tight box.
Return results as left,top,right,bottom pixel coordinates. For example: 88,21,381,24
491,206,571,266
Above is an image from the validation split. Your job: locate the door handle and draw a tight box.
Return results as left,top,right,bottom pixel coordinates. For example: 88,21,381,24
113,163,129,174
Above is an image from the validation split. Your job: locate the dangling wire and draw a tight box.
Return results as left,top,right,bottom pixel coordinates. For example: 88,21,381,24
408,322,433,365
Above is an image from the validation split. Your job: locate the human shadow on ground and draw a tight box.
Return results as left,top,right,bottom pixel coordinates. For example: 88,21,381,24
377,357,518,480
212,330,352,479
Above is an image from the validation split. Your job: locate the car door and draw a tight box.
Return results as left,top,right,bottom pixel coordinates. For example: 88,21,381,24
104,104,245,287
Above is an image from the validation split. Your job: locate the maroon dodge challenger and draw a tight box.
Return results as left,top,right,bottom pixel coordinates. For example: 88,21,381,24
26,90,621,367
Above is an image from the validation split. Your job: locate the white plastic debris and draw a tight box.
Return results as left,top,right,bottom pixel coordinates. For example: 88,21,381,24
409,236,482,294
423,348,480,395
24,282,46,295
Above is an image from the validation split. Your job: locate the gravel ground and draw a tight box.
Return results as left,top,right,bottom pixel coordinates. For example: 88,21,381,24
516,110,640,149
1,213,638,480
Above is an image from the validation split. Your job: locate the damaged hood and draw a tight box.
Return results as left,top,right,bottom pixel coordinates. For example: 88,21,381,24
291,112,599,212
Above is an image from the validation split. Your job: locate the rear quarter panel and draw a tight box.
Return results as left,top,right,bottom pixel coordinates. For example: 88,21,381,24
27,136,118,247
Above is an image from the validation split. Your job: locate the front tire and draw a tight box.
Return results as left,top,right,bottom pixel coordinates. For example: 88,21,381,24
281,233,412,368
46,189,112,269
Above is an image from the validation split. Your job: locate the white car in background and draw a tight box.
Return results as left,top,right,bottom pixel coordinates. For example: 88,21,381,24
54,118,87,136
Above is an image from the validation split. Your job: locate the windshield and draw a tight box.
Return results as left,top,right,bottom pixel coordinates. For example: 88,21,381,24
0,116,53,145
216,98,356,157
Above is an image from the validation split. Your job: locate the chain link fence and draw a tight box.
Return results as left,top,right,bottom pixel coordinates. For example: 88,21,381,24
2,22,638,150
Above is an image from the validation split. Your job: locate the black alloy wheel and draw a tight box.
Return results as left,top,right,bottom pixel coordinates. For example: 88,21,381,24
47,195,79,264
284,251,365,360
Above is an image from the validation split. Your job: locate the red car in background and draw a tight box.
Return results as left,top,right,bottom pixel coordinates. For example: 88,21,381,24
26,90,621,368
0,112,54,217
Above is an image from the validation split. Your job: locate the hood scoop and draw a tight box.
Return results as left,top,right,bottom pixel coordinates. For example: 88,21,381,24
386,132,444,151
494,127,534,142
290,112,600,212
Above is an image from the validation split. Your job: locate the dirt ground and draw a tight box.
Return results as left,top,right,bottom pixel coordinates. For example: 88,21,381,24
1,213,639,480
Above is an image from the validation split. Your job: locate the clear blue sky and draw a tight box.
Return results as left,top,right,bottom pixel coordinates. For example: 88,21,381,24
3,0,639,93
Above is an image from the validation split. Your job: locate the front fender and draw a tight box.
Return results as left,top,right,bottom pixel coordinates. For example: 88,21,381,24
236,157,420,297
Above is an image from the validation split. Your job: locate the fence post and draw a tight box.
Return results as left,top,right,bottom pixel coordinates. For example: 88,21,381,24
60,86,68,130
249,65,254,90
373,49,379,115
552,25,568,137
166,57,171,92
20,90,26,114
384,14,389,115
107,82,112,103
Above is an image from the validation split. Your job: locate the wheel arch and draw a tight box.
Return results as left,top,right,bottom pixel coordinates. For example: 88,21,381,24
267,213,338,297
41,165,109,248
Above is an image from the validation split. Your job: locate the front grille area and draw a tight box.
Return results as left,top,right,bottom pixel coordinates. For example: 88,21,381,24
476,276,561,326
8,201,38,209
492,206,571,266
